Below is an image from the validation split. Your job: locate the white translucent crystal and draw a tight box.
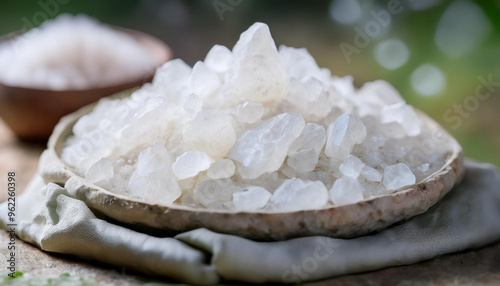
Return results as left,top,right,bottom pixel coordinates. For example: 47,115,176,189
287,149,319,173
112,157,135,174
127,142,181,205
178,177,196,191
279,45,331,83
223,22,287,104
281,165,298,178
331,76,356,99
207,159,236,179
113,99,176,159
362,182,388,198
189,61,221,98
153,59,192,99
327,84,355,114
204,45,233,73
233,186,272,211
103,160,135,192
379,122,406,140
356,80,404,117
381,103,422,136
181,193,200,208
234,102,265,124
268,178,329,212
329,177,364,206
285,77,331,121
325,113,367,159
288,123,326,155
229,112,305,179
85,157,114,184
287,123,326,173
193,179,241,208
172,151,214,180
236,171,286,192
383,163,416,191
361,166,383,182
184,110,236,158
100,174,126,192
182,94,202,113
339,155,365,179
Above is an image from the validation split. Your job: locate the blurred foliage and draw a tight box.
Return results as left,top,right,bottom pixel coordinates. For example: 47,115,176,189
0,0,498,166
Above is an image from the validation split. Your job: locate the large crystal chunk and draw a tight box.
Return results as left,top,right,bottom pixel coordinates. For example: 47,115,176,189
233,101,265,124
381,103,422,136
268,178,329,212
356,80,404,117
287,123,326,173
229,112,305,179
279,45,331,83
361,166,383,182
189,61,221,99
329,176,364,206
85,157,114,184
127,142,181,205
223,22,287,103
153,59,192,99
233,186,272,211
207,159,236,179
204,44,233,73
339,155,365,179
184,110,236,158
193,179,241,209
285,77,331,121
325,113,367,159
382,163,416,191
172,151,214,180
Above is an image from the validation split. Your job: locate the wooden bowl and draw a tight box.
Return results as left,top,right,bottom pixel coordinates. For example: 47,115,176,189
0,28,171,140
39,89,466,241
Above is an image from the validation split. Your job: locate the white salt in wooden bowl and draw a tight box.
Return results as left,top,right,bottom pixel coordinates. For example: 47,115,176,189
0,27,171,140
39,88,465,241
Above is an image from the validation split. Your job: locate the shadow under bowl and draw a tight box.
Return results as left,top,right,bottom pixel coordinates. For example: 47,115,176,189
0,27,172,140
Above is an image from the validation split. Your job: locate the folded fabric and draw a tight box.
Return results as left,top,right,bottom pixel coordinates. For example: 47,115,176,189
1,159,499,284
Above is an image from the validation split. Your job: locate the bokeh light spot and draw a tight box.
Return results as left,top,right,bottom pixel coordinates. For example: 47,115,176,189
373,39,410,70
329,0,362,25
434,1,491,58
411,64,446,96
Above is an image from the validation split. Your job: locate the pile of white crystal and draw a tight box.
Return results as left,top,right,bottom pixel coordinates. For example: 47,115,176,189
61,22,449,212
0,14,155,90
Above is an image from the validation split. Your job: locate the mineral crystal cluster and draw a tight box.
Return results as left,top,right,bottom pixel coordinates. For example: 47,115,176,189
61,23,447,212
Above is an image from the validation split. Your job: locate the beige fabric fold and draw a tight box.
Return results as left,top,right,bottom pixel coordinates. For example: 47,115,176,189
177,161,500,283
0,176,219,285
1,160,499,284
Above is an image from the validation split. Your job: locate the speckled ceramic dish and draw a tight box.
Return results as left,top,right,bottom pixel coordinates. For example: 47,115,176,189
38,88,465,241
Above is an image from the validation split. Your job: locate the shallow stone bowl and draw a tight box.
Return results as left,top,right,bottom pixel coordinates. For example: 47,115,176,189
38,88,466,241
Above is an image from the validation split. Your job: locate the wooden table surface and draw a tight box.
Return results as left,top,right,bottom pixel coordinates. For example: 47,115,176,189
1,119,499,285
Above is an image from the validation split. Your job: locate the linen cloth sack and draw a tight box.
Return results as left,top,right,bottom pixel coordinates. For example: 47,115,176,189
1,159,500,285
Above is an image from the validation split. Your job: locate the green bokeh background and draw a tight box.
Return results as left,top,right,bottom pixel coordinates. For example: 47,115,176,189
0,0,499,166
